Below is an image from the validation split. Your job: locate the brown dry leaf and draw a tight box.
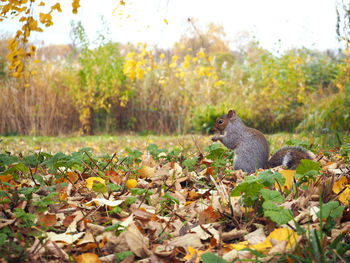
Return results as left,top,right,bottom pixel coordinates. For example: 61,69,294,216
268,239,288,255
191,223,219,241
75,253,101,263
244,226,266,245
139,166,155,178
38,212,57,227
0,174,15,189
132,208,155,221
187,190,202,201
167,233,202,249
106,170,122,184
198,205,221,224
63,214,75,227
46,231,84,244
124,223,150,258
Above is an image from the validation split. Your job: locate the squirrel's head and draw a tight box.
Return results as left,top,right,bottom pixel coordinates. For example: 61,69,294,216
213,109,236,134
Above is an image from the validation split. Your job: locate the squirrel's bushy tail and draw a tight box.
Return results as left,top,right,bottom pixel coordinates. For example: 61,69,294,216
268,146,315,170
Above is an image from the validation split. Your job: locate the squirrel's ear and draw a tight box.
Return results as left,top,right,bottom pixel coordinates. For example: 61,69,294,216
227,110,236,118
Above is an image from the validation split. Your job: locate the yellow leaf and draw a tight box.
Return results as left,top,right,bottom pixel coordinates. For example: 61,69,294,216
226,228,298,253
183,246,208,263
72,0,80,14
278,170,295,191
163,18,168,25
265,228,298,250
226,241,249,251
333,177,350,205
333,176,348,193
51,3,62,12
39,1,45,6
85,177,106,189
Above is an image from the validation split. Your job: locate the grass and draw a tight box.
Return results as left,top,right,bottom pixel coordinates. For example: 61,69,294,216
0,132,320,156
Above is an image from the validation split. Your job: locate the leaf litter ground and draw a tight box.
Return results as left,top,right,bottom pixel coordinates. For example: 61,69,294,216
0,137,350,262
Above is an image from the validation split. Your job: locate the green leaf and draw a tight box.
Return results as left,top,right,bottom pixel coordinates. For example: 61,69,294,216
231,176,263,197
205,143,226,160
92,182,107,194
310,229,323,262
115,251,133,263
200,252,226,263
263,201,293,224
258,170,285,187
147,144,167,159
296,159,321,175
260,189,284,203
125,196,137,206
317,201,344,220
183,157,198,171
0,233,7,246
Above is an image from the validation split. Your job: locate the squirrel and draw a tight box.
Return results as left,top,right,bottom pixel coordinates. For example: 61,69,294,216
211,110,315,173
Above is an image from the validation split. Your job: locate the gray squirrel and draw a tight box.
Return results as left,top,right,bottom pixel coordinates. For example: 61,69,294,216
211,110,315,173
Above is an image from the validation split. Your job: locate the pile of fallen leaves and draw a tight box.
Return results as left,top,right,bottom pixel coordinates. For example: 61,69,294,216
0,143,350,263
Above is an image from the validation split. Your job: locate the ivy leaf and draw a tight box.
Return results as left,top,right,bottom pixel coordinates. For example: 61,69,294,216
296,159,321,175
317,201,344,220
183,157,198,171
258,170,285,187
263,201,293,224
231,176,264,197
205,143,226,160
200,252,226,263
260,189,284,203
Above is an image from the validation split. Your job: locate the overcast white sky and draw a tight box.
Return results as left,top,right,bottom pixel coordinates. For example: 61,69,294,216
0,0,342,52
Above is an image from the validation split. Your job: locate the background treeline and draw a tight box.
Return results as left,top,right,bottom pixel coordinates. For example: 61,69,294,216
0,21,349,139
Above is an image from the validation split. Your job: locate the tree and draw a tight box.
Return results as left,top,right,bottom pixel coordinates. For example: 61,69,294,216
336,0,350,42
69,22,127,134
0,0,123,78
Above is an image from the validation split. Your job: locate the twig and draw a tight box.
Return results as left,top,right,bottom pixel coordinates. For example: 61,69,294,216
92,233,103,255
84,150,101,170
191,134,203,155
120,170,131,194
102,152,117,170
81,160,100,177
164,204,187,222
333,249,347,263
218,224,223,257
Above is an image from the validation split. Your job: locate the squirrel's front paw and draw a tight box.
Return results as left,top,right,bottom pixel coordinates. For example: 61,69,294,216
211,135,219,142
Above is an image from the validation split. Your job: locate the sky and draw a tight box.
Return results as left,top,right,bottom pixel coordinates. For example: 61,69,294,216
0,0,343,52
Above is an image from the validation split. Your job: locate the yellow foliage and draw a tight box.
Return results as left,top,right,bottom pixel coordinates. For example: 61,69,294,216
333,176,350,205
86,177,106,189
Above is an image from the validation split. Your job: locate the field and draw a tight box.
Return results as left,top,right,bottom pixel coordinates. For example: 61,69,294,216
1,133,350,262
1,133,316,155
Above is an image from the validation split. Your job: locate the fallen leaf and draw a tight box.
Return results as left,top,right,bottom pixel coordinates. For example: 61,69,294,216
75,253,101,263
124,223,150,258
86,177,106,189
38,213,57,227
139,166,155,178
278,170,295,190
46,231,84,244
84,198,124,207
332,176,350,205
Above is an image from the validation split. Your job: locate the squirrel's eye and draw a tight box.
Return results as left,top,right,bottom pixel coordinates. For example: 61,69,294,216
218,119,223,124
